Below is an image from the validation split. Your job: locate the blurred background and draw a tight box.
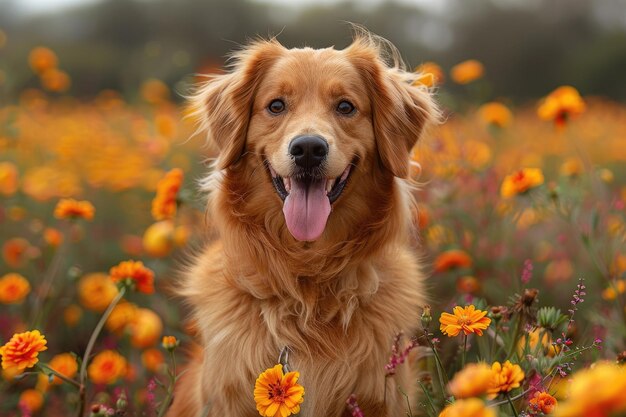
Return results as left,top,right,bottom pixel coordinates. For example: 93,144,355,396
1,0,626,102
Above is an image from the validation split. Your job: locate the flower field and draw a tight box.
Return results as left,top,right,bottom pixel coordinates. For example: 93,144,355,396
1,45,626,417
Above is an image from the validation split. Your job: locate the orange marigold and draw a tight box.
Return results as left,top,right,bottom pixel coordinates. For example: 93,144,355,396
53,198,95,221
500,168,544,198
478,102,513,128
0,161,19,196
162,335,179,350
88,350,127,385
128,308,163,348
0,330,47,371
447,363,494,399
78,272,119,312
439,398,496,417
38,352,78,389
2,237,31,268
109,260,155,294
0,273,31,304
537,86,585,127
487,360,525,399
28,46,58,74
450,59,484,84
529,391,557,415
414,61,444,87
141,348,164,373
440,305,491,337
254,364,305,417
151,168,184,221
19,388,44,413
434,249,473,272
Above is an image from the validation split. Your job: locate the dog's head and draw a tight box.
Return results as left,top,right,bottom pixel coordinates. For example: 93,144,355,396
192,33,437,243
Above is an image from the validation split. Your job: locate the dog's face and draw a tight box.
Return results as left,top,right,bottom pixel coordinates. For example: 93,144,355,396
192,36,435,242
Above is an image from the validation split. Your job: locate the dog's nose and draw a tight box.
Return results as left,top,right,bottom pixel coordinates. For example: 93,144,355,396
288,135,328,169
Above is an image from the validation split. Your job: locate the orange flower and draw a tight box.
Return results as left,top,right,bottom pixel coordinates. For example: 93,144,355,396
43,227,63,247
0,161,19,196
414,61,444,87
141,78,170,105
601,280,626,301
254,364,304,417
478,102,513,128
38,353,77,389
456,276,481,294
128,308,163,348
500,168,544,198
141,348,165,373
529,391,557,415
151,168,184,221
434,249,473,272
40,68,71,93
559,158,583,177
19,389,44,413
63,304,82,327
447,363,494,398
28,46,58,74
162,336,179,351
54,198,95,220
553,362,626,417
0,273,31,304
538,86,585,127
450,59,484,84
87,350,127,385
439,398,496,417
105,302,138,333
0,330,48,371
78,272,119,312
109,260,155,294
487,360,525,399
2,237,31,268
440,305,491,337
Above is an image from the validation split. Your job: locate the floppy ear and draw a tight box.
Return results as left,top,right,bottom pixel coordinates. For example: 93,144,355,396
190,40,284,169
347,36,438,178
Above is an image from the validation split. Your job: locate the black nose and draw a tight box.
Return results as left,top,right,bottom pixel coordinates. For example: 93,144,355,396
288,135,328,169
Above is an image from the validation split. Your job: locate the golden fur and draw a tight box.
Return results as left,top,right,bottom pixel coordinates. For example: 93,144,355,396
168,31,438,417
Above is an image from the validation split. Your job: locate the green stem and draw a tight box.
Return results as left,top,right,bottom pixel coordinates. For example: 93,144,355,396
77,286,126,417
462,334,467,368
505,316,524,361
424,334,448,398
506,393,520,417
490,326,499,359
417,380,438,417
157,350,178,417
38,363,81,388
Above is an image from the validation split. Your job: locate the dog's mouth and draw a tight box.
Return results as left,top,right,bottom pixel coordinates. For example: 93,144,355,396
266,162,353,242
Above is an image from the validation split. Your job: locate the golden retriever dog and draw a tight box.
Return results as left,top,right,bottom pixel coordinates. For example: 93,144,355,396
168,30,437,417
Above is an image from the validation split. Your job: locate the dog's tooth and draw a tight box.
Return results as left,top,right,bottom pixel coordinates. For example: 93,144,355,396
284,177,291,193
326,179,335,194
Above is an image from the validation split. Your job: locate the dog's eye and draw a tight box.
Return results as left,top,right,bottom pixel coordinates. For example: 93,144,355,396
336,100,356,116
268,99,286,114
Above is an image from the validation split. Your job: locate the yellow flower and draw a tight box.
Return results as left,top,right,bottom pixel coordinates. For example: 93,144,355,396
537,86,585,127
19,389,44,413
254,364,304,417
87,350,127,385
439,398,496,417
434,249,473,273
414,61,444,87
0,330,48,371
559,158,583,177
554,362,626,417
517,329,551,356
141,348,165,373
109,260,155,294
439,305,491,337
105,302,138,333
38,353,77,389
53,198,95,220
529,391,557,415
128,308,163,348
151,168,184,221
450,59,484,84
500,168,544,198
487,361,524,399
0,273,31,304
28,46,58,74
478,102,513,128
0,161,19,196
142,220,175,258
447,363,494,399
78,272,119,312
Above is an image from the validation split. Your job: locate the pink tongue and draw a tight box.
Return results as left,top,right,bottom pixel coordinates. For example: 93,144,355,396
283,178,331,241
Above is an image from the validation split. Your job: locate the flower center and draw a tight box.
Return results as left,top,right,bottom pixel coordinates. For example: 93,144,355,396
268,379,286,402
458,315,472,326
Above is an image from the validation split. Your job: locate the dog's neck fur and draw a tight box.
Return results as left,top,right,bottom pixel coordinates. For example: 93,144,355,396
203,162,415,354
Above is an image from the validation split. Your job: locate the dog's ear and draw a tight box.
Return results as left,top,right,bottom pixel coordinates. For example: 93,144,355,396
190,40,284,169
346,35,438,178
